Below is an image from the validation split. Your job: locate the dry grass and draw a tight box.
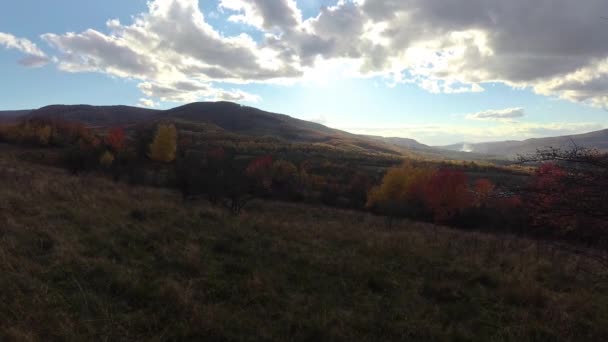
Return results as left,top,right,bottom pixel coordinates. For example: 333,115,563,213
1,144,607,341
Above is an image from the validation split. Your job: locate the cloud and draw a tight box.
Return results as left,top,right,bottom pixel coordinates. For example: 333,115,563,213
138,98,158,108
0,32,49,67
223,0,608,106
3,0,605,107
138,80,260,103
219,0,302,31
41,0,299,103
465,107,525,121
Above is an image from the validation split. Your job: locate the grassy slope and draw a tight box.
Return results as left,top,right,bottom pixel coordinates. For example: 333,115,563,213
1,145,607,341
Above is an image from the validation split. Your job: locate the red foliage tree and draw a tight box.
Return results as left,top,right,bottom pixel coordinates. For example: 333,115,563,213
246,155,273,177
246,155,274,194
527,163,573,228
473,178,495,207
207,147,226,161
105,127,126,152
423,169,472,222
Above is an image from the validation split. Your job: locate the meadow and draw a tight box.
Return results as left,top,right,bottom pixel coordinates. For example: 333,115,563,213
1,144,607,341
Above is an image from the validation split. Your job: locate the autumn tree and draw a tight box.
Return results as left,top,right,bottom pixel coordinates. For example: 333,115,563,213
519,146,608,245
35,125,52,145
149,124,177,162
423,169,472,222
473,178,495,207
246,155,273,196
99,151,115,167
347,172,373,208
105,127,126,152
271,160,299,199
367,162,434,220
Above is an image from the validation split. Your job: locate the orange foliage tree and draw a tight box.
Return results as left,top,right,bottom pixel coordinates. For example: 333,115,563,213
422,169,472,222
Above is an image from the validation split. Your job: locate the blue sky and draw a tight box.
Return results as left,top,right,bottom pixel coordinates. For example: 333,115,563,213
1,0,608,145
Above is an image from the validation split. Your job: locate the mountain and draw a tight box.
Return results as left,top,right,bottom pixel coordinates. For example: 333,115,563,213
17,102,415,156
0,110,32,123
438,129,608,157
165,102,345,143
15,102,608,160
364,135,431,151
25,105,161,126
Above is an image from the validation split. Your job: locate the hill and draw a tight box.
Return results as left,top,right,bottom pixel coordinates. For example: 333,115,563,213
25,104,161,127
0,110,31,123
17,102,608,161
165,102,410,155
20,102,418,157
167,102,341,142
364,135,431,150
439,129,608,158
1,143,607,341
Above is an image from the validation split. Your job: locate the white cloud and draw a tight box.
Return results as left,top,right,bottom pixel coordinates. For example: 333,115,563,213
138,80,260,103
466,107,525,121
138,98,158,108
41,0,299,103
1,0,606,107
0,32,49,67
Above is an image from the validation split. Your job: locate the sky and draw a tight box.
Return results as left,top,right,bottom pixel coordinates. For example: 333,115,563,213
1,0,608,145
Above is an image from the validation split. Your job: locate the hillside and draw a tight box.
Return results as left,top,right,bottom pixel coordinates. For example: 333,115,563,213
439,129,608,157
1,144,607,341
0,110,31,123
26,105,161,127
167,102,341,142
15,102,608,160
364,135,431,150
20,102,416,157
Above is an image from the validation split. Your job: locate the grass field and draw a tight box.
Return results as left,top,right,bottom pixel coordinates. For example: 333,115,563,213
1,145,608,341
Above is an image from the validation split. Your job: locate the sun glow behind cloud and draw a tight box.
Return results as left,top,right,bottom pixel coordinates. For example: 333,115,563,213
2,0,608,144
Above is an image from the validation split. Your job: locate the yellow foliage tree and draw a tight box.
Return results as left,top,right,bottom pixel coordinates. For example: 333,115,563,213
367,162,434,209
36,125,52,145
149,124,177,162
366,162,437,224
272,160,298,183
99,151,115,167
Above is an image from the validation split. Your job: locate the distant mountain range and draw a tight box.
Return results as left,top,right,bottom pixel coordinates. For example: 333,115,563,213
2,102,607,160
438,129,608,157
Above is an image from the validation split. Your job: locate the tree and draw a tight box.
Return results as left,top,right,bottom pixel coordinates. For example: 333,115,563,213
99,151,115,167
246,155,273,196
347,173,373,208
473,178,495,207
519,146,608,244
149,124,177,162
269,160,299,199
35,125,52,145
423,169,472,222
366,162,434,221
105,127,126,152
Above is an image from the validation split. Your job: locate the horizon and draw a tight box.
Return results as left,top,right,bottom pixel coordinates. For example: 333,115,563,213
2,0,608,145
1,100,606,147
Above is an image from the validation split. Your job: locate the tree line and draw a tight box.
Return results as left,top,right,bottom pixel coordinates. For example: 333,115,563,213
2,118,606,248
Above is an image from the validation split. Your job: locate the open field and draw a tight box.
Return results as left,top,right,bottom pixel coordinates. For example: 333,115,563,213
1,146,608,341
